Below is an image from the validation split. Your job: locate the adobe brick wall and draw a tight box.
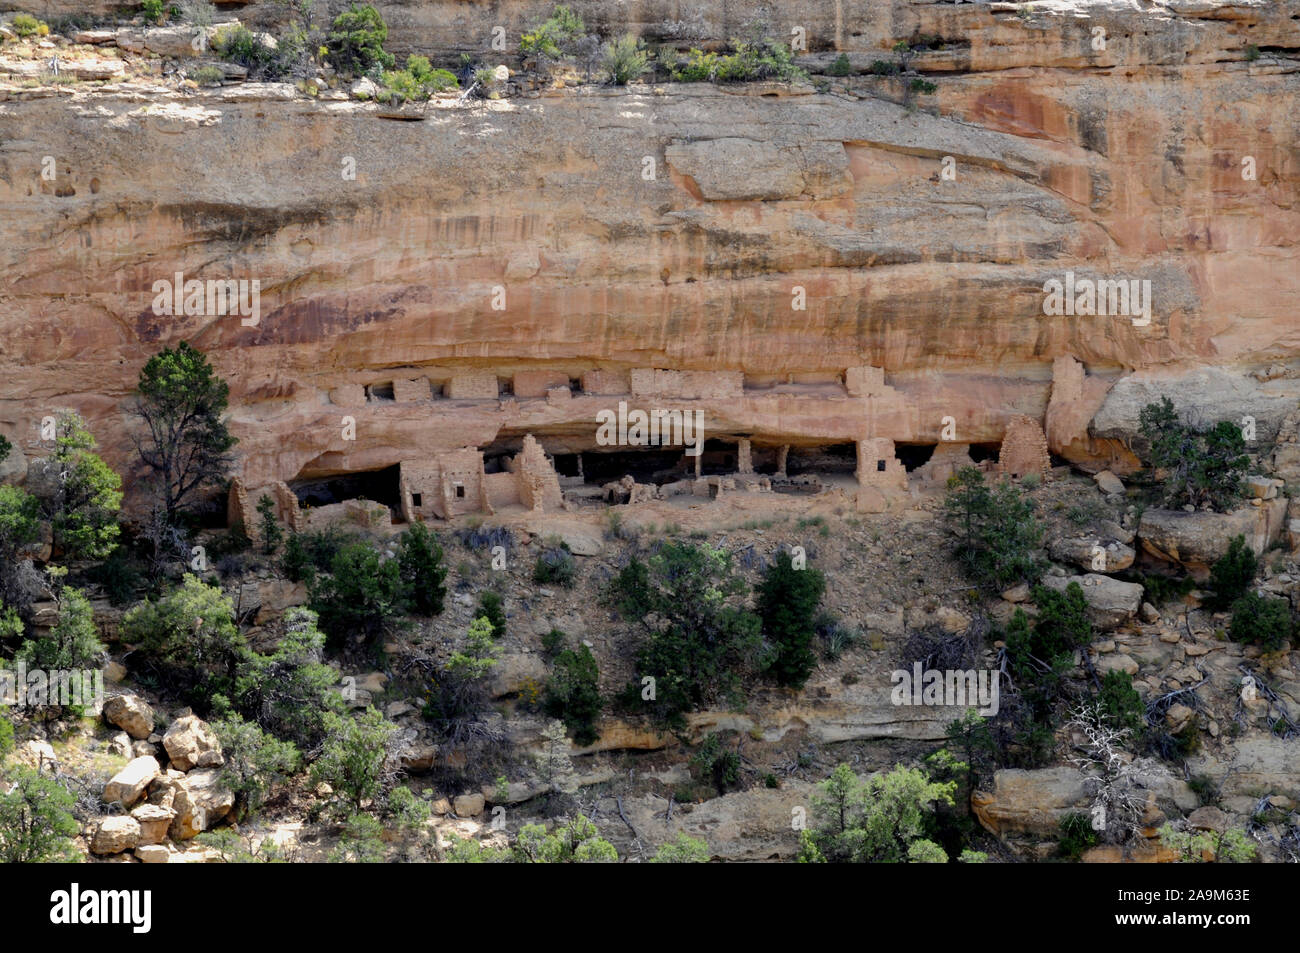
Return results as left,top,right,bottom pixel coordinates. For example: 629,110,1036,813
437,448,487,516
997,414,1051,479
227,477,252,539
629,368,743,399
393,377,431,402
399,459,443,521
516,434,563,512
915,442,975,487
855,437,908,490
304,499,392,533
845,365,887,397
329,383,366,407
513,370,570,398
580,369,630,395
484,471,520,509
629,368,657,396
447,374,499,399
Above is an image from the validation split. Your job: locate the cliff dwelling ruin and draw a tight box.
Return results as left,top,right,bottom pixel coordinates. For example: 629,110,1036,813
228,363,1053,539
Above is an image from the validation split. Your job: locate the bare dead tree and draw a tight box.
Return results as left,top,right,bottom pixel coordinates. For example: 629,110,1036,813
1066,704,1151,845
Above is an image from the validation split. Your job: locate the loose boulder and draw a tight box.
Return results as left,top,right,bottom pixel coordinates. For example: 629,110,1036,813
1048,536,1136,573
1138,502,1287,577
103,756,161,807
453,792,486,817
1039,573,1144,628
972,767,1089,836
163,714,224,771
91,816,141,855
153,768,235,840
103,694,155,740
131,803,176,846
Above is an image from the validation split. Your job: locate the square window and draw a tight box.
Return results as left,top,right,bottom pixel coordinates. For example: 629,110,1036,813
877,460,887,472
455,485,466,499
411,493,423,508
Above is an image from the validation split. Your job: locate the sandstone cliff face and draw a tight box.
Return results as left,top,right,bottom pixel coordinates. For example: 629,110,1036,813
0,0,1297,504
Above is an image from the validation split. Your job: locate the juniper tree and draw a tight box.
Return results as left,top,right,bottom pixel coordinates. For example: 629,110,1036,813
31,410,122,560
133,341,236,528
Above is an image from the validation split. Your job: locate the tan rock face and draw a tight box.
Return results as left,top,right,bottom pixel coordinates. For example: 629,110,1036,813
0,2,1295,505
973,767,1089,836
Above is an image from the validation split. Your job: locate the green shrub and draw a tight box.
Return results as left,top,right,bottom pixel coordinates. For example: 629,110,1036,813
16,583,104,672
533,542,576,588
421,615,500,732
397,522,447,615
673,37,808,84
1139,398,1248,512
282,526,359,583
229,607,342,748
520,4,586,62
1228,592,1293,651
798,763,955,863
0,601,21,641
212,713,300,819
691,734,741,795
1136,571,1195,606
1209,535,1256,609
1058,812,1098,860
0,767,79,862
383,54,458,100
476,590,506,639
11,14,47,38
1031,582,1094,657
944,467,1044,590
281,532,313,583
651,832,709,862
911,78,937,94
192,65,224,85
541,627,566,657
213,24,275,71
1002,589,1089,731
308,542,405,647
310,707,399,812
330,812,386,862
608,542,762,728
816,612,860,659
255,495,281,553
1159,823,1256,862
544,644,601,746
827,53,851,76
672,49,719,82
509,814,617,863
601,34,649,84
1245,44,1261,62
123,573,245,700
0,484,41,611
141,0,166,24
1097,670,1145,736
325,3,393,75
30,410,122,560
757,549,825,688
